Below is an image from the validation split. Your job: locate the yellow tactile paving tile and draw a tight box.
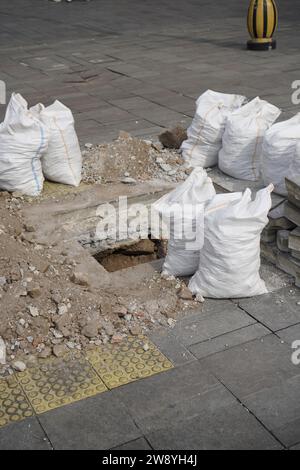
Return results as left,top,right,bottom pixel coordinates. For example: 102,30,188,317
86,336,173,389
16,352,107,414
0,375,33,428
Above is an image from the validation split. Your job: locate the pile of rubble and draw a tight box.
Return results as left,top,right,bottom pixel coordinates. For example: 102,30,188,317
82,131,188,186
261,176,300,286
0,131,200,377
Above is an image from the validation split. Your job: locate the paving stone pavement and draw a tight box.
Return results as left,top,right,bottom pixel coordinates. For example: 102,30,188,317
1,0,300,450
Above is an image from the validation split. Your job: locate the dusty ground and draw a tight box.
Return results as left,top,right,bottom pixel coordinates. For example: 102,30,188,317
0,133,200,376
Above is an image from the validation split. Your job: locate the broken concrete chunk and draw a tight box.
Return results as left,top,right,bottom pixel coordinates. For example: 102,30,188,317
12,360,26,372
0,276,7,287
159,126,187,149
28,305,39,317
70,271,89,287
268,202,296,231
121,177,137,185
177,285,194,301
27,284,42,298
53,344,67,358
81,321,99,339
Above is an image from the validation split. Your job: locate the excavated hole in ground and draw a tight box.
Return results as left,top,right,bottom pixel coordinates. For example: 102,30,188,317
93,237,167,272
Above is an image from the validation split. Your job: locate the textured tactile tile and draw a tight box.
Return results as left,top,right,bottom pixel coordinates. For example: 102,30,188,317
16,352,107,414
0,375,33,428
86,336,173,389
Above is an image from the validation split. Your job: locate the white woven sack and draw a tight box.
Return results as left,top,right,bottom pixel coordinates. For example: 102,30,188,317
152,168,216,277
189,185,273,298
31,100,82,186
181,90,246,168
0,93,48,196
219,97,281,181
262,113,300,196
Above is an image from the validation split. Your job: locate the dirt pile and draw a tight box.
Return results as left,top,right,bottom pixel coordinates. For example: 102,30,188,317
82,131,188,185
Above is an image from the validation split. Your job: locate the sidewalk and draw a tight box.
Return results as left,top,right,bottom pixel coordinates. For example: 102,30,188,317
0,0,300,450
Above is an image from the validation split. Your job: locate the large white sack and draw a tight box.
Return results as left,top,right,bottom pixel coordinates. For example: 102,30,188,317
262,114,300,196
0,93,48,196
152,168,216,277
189,185,273,298
31,100,82,186
219,97,281,181
181,90,246,168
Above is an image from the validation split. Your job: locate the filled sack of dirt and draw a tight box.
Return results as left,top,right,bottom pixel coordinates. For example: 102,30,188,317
181,90,246,168
31,100,82,186
262,114,300,196
152,168,216,277
189,185,273,298
0,93,48,196
219,97,281,181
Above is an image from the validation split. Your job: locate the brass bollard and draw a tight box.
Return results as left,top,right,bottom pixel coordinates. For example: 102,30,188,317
247,0,278,50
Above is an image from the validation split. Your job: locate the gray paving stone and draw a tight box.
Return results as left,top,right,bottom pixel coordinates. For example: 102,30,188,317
147,329,196,366
243,375,300,448
146,402,282,450
290,443,300,450
170,306,255,347
111,438,152,451
133,382,236,435
277,324,300,345
112,361,220,420
201,335,299,399
39,392,141,450
189,323,271,359
0,417,51,450
239,287,300,331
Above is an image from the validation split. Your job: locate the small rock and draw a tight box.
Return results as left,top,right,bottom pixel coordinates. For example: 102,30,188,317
178,285,194,301
51,329,63,339
24,224,35,233
70,271,89,287
0,337,6,365
27,284,42,299
53,344,67,358
111,334,124,344
38,347,52,359
142,343,149,352
0,277,7,287
12,361,26,372
84,142,93,149
112,305,128,317
121,177,137,185
81,321,99,339
28,305,39,317
129,326,142,336
57,304,68,315
196,294,205,303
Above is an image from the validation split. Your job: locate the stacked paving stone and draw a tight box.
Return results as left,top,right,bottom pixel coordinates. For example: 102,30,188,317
261,177,300,287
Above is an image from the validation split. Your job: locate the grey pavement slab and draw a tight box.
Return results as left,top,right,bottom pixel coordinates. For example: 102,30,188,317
170,305,255,347
111,361,220,421
129,382,236,435
146,402,282,450
277,324,300,344
189,323,271,359
148,329,196,366
239,287,300,331
38,392,141,450
112,438,152,451
201,334,300,399
290,443,300,450
0,417,52,450
243,374,300,448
